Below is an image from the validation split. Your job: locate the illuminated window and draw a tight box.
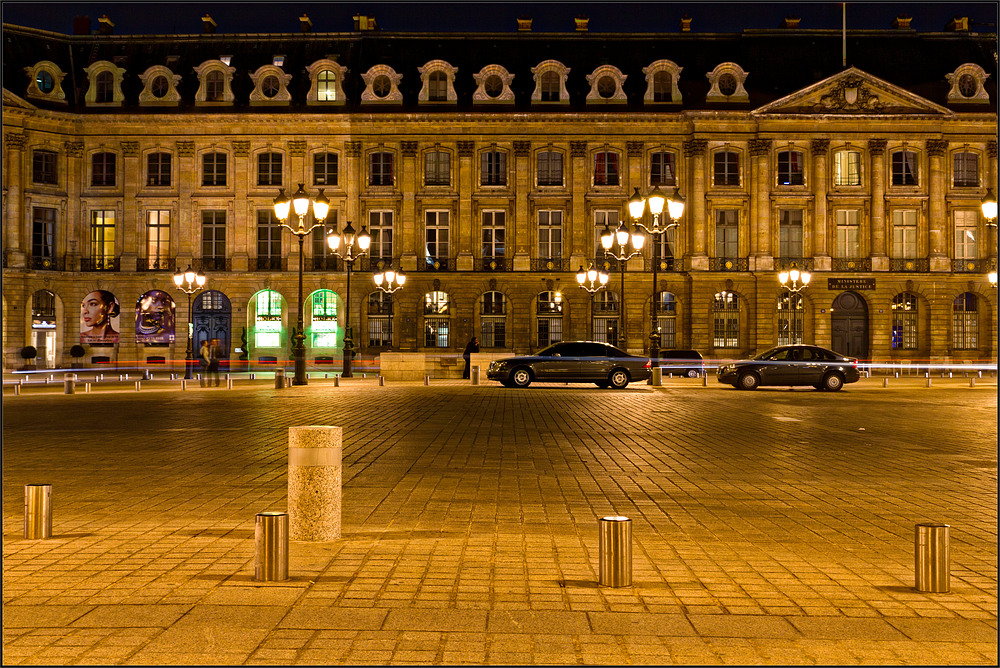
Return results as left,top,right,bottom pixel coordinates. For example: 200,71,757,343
656,292,676,349
592,291,619,347
833,150,861,186
713,292,740,348
952,293,977,350
90,210,116,269
538,210,563,259
891,293,917,350
481,291,506,347
310,290,338,348
537,291,563,347
424,291,450,348
777,293,804,345
254,290,283,348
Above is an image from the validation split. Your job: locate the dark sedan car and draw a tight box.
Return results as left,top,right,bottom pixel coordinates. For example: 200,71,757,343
487,341,651,388
717,344,860,391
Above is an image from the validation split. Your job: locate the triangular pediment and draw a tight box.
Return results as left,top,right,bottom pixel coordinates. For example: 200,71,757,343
2,88,38,111
753,67,953,116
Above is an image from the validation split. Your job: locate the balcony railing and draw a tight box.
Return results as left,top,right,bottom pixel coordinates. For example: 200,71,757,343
832,258,872,272
952,258,989,273
709,257,749,271
309,256,342,272
29,256,63,271
532,258,568,272
197,257,231,272
479,256,508,271
81,257,119,271
655,256,678,271
889,258,930,272
136,257,176,272
255,257,285,271
416,257,450,271
774,257,813,272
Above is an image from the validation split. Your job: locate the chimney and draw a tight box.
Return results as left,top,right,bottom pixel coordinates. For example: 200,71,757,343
946,16,968,31
781,15,801,29
202,14,217,34
679,15,692,32
574,15,589,32
73,15,92,35
353,14,378,31
517,15,532,31
300,14,312,33
97,14,114,35
892,14,912,30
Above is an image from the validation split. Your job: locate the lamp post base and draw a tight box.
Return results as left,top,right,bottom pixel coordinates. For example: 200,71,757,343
292,334,308,386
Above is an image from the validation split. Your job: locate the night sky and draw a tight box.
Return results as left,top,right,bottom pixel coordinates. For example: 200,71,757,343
2,2,997,35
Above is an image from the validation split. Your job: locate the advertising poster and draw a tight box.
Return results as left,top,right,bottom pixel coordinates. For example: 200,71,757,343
135,290,176,344
80,290,121,345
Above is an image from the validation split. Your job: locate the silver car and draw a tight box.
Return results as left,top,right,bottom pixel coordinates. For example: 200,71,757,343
487,341,651,389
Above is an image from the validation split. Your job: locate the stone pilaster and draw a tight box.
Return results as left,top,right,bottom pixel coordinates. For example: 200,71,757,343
64,141,84,271
749,139,772,270
175,141,196,265
810,139,830,270
120,141,140,269
4,132,27,268
868,139,887,270
684,139,708,269
344,142,363,257
569,141,588,271
400,142,419,272
231,140,251,272
457,141,474,272
926,139,949,271
513,141,531,272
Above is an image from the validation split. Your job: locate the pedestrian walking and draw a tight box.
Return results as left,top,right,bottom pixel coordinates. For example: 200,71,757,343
208,338,223,386
462,336,479,379
199,340,210,387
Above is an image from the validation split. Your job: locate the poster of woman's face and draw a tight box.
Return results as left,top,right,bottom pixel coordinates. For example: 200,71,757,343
80,290,120,345
135,290,176,343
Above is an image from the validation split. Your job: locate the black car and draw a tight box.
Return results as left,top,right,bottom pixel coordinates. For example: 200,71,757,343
487,341,651,388
658,349,705,378
717,344,860,391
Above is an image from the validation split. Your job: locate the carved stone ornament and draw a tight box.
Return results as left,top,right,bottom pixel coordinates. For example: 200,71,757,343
816,75,883,112
345,141,363,157
5,133,28,150
176,141,195,157
987,141,997,158
232,141,251,157
513,141,531,156
64,141,84,157
457,141,475,156
401,141,418,156
749,139,771,157
683,139,708,157
570,141,587,158
120,141,139,157
626,141,644,157
925,139,948,157
867,138,887,156
810,139,830,155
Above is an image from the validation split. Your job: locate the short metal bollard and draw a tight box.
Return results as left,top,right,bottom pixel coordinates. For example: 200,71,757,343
227,378,233,389
171,373,176,380
334,375,340,387
471,366,480,385
598,516,632,587
64,373,77,394
883,378,889,388
288,425,342,540
702,374,708,387
84,383,91,393
915,523,950,593
378,376,385,386
180,379,187,391
250,373,255,380
651,367,662,387
13,384,21,396
926,377,932,387
275,369,285,389
424,375,430,385
24,484,52,539
135,381,141,391
254,512,289,582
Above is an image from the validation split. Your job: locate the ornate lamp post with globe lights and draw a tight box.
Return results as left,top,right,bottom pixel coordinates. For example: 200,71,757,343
327,221,371,378
172,264,207,380
983,190,997,288
373,265,405,350
778,262,811,344
576,263,609,293
600,221,645,349
272,184,330,386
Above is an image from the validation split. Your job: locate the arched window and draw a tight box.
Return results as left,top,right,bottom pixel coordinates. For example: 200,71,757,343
253,290,283,348
95,71,114,103
317,70,338,101
952,293,978,350
540,71,560,101
481,291,507,348
713,292,740,348
206,71,224,101
310,289,338,348
592,291,619,347
424,291,450,348
428,71,448,101
368,292,392,347
537,291,563,347
656,292,676,349
31,289,58,368
891,293,918,350
777,293,804,345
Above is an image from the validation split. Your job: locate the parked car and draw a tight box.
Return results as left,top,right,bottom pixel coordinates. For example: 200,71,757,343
717,344,860,391
658,349,705,377
487,341,651,388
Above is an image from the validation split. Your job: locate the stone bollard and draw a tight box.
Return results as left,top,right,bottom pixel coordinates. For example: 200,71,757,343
24,484,52,539
883,378,889,388
288,426,342,541
915,523,950,593
254,512,289,582
64,373,77,395
598,516,632,587
275,369,285,389
471,366,480,385
651,367,662,387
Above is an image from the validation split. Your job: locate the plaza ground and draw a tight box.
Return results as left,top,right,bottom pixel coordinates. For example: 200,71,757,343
2,375,997,664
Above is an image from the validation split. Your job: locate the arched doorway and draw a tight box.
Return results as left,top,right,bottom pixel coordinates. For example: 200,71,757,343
831,291,869,359
193,290,231,356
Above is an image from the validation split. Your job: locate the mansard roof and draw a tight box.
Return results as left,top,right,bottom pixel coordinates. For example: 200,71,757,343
2,22,996,114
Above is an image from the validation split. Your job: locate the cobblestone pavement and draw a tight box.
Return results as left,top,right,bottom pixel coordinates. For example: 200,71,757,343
2,375,997,665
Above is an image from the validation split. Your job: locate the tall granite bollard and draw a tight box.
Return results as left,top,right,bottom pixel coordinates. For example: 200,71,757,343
288,426,342,541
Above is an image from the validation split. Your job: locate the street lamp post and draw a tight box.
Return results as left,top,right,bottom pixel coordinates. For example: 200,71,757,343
600,221,645,349
576,263,609,293
273,184,330,386
327,221,371,378
172,264,207,380
373,265,406,350
982,190,997,288
628,186,685,364
778,262,812,344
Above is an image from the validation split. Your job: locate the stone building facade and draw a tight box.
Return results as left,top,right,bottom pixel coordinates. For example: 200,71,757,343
2,18,997,370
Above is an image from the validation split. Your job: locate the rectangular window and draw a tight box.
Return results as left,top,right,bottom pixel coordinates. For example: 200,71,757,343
90,210,116,268
146,210,170,270
891,150,918,186
650,151,676,186
481,316,505,348
538,210,563,258
537,151,563,186
202,153,227,187
537,317,563,347
257,152,282,187
713,151,739,187
953,152,979,188
778,209,803,258
713,294,740,348
202,210,226,266
481,151,507,186
954,209,978,260
892,209,917,259
892,295,917,350
715,209,738,258
91,152,116,187
835,210,860,257
313,152,338,186
425,210,449,264
147,152,172,187
833,150,861,186
311,291,338,348
368,210,393,260
310,210,338,267
481,210,506,258
777,150,804,186
254,291,282,348
370,152,394,186
32,150,58,185
594,151,619,186
424,151,451,186
657,294,676,349
425,319,449,347
953,295,978,350
368,294,392,347
31,207,56,265
594,210,619,257
257,210,282,269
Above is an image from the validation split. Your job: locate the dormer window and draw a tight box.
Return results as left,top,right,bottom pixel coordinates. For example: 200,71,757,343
585,65,627,104
418,60,458,104
194,60,236,106
361,65,403,103
946,63,989,104
531,60,570,104
138,65,181,106
306,59,348,105
473,65,515,104
24,61,68,103
706,62,749,103
250,65,292,106
84,60,125,107
37,70,54,93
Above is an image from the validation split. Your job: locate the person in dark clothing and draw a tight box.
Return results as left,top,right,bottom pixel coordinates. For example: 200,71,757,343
208,338,223,386
462,336,479,379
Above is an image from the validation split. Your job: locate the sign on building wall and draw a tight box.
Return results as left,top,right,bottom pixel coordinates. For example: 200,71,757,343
80,290,120,345
135,290,176,344
828,278,876,291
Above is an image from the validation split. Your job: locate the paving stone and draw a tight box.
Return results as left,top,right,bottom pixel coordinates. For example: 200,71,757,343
2,606,94,628
278,607,389,630
69,604,191,627
687,614,801,639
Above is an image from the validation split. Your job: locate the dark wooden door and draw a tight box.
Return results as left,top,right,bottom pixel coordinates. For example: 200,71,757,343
831,291,869,359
